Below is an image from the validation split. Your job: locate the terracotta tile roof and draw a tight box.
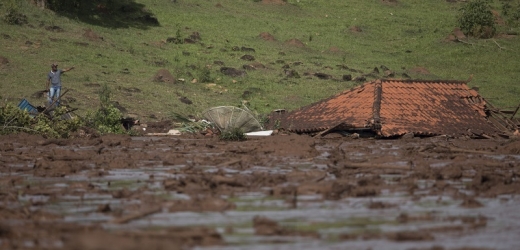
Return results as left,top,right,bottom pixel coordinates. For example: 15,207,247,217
272,79,501,137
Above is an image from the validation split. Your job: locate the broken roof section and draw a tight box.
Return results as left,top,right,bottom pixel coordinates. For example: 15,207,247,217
272,79,508,138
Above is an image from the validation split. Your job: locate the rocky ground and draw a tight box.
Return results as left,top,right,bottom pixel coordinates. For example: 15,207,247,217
1,132,519,250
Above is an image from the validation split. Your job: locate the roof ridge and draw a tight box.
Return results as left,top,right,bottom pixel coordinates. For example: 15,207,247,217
380,79,468,84
372,80,382,132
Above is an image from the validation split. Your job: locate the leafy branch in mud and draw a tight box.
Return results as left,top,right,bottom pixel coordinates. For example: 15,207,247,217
0,84,129,138
219,127,247,141
83,83,127,135
171,112,247,140
0,103,35,134
171,112,213,134
33,107,83,138
0,104,81,138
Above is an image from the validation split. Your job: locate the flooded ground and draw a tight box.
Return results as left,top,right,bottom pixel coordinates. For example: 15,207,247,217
1,132,520,250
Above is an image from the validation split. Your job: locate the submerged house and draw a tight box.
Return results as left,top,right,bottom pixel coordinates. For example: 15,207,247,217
270,79,515,138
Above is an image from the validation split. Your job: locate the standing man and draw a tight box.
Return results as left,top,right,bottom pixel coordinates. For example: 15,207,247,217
46,63,74,107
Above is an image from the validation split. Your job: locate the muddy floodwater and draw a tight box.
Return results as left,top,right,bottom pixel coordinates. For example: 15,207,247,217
1,132,520,250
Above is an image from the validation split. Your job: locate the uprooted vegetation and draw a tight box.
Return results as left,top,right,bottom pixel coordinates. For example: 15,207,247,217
0,84,131,138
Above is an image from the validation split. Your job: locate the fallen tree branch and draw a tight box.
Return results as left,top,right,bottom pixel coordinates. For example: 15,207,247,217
432,144,496,155
312,173,328,182
511,102,520,120
46,155,90,161
112,206,162,224
217,159,242,167
0,153,36,161
342,162,411,170
457,38,514,52
1,126,40,134
492,39,505,50
457,38,475,45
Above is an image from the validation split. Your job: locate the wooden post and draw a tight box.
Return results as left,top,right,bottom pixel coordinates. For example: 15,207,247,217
511,102,520,120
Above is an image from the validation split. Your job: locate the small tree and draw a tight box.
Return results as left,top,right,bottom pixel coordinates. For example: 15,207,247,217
458,0,496,38
85,83,125,134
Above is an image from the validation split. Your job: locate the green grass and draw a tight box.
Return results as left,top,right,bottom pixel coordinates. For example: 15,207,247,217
1,0,519,123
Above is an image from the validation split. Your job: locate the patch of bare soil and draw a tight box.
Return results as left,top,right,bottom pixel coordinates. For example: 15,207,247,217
83,28,103,41
446,27,467,42
259,32,276,41
0,56,9,66
408,66,430,75
284,38,305,47
152,68,176,84
0,133,519,249
349,26,363,33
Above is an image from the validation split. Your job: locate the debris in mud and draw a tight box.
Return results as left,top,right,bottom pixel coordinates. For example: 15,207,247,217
0,130,519,249
253,216,319,238
386,231,434,242
17,97,75,119
66,227,223,249
121,117,139,130
460,197,484,208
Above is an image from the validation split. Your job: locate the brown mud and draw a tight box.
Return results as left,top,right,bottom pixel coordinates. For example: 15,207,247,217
0,132,519,249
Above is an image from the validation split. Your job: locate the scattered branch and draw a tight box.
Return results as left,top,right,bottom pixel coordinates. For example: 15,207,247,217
1,126,40,133
343,162,411,170
112,206,162,224
492,39,505,50
457,38,515,52
457,38,475,45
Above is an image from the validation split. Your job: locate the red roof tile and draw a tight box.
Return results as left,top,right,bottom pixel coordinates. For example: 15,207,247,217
271,79,501,137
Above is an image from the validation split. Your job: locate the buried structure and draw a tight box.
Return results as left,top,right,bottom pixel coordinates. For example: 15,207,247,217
269,79,518,138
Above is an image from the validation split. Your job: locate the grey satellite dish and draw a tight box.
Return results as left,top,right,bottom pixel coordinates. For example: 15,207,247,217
202,106,263,133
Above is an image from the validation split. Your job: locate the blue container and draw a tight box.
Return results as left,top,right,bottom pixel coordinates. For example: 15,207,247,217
17,99,39,117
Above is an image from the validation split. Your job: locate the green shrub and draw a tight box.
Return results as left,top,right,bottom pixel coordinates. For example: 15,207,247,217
501,0,520,27
84,83,125,135
0,104,34,135
85,105,125,134
45,106,83,138
458,0,496,38
3,8,27,25
199,67,214,83
0,84,126,137
167,28,184,44
219,127,247,141
0,104,83,138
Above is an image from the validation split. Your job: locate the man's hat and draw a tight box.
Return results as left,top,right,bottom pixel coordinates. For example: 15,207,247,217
51,63,58,67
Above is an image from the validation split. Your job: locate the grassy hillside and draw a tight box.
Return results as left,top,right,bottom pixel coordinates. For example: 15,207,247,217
1,0,519,123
